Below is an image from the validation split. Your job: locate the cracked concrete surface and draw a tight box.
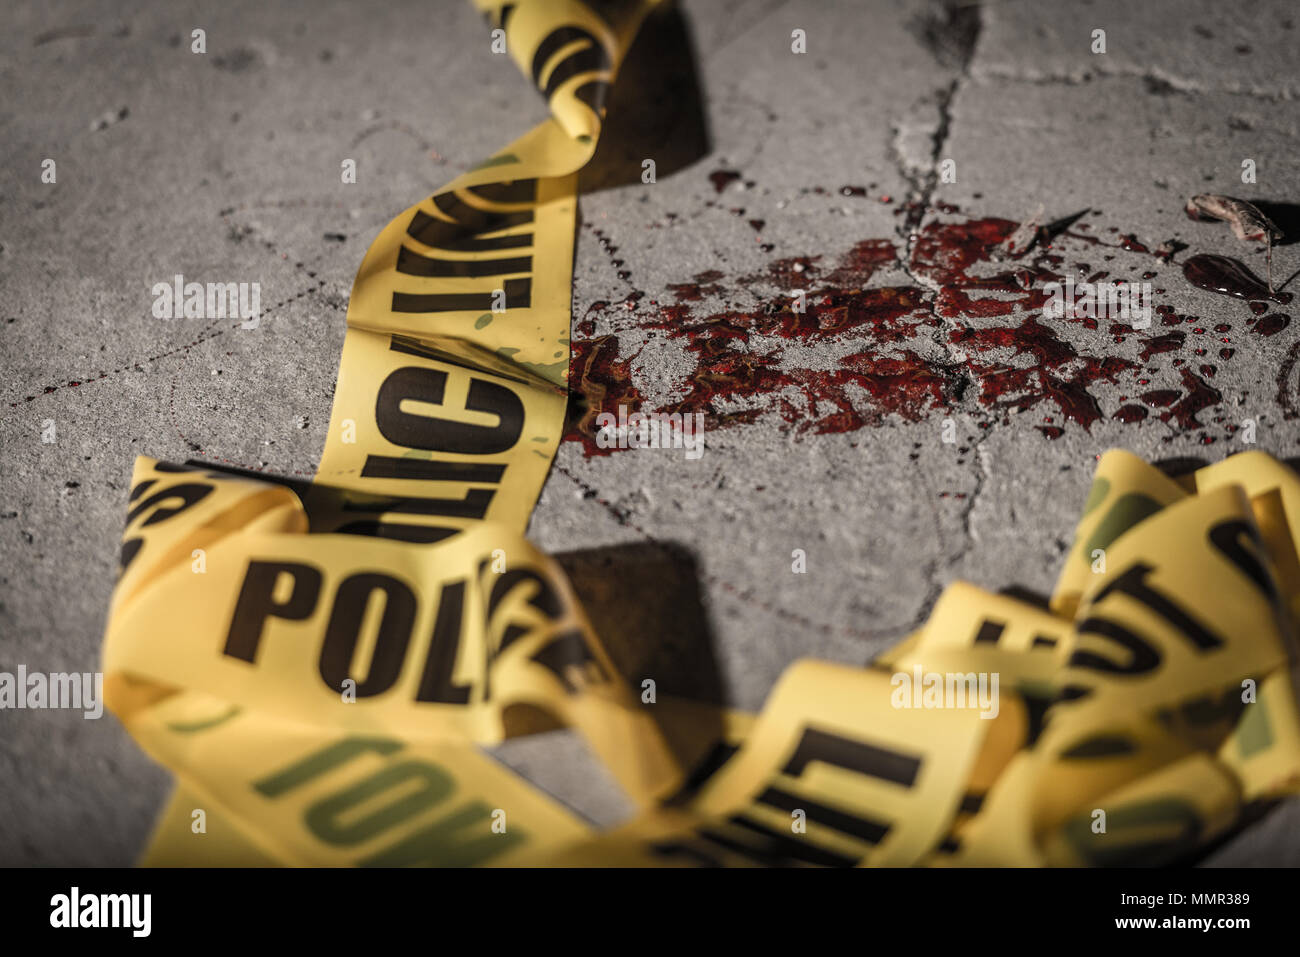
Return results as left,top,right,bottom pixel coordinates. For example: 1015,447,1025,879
975,0,1300,99
2,0,1300,864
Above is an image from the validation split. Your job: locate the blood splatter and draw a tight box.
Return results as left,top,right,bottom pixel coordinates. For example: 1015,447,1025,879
666,270,725,302
1161,370,1222,430
707,169,742,194
1139,333,1185,362
1183,254,1292,304
565,210,1257,453
1256,313,1291,337
1114,404,1149,423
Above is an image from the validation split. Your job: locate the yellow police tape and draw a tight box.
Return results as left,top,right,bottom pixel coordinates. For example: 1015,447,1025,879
101,0,1300,867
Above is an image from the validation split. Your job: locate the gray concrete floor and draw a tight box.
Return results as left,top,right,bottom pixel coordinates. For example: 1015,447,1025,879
3,0,1300,865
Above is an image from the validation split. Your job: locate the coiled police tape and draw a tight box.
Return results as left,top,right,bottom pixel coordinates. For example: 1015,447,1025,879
102,0,1300,867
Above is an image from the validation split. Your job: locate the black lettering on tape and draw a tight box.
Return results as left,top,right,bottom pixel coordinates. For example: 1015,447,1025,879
254,737,402,798
375,366,525,455
319,572,418,697
530,26,611,99
119,538,143,573
391,277,532,314
359,456,505,484
407,208,532,253
755,786,890,845
1090,562,1225,653
333,520,461,544
782,726,921,787
305,760,453,845
487,568,565,621
529,629,606,693
125,482,214,528
416,580,472,704
224,561,324,664
1209,519,1280,604
1070,616,1161,675
396,246,531,279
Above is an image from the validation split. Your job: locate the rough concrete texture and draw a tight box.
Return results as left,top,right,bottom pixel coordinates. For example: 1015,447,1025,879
2,0,1299,864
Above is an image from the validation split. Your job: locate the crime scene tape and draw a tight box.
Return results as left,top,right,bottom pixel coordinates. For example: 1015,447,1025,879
100,0,1300,867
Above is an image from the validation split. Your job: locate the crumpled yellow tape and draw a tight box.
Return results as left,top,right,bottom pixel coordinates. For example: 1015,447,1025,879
102,0,1300,867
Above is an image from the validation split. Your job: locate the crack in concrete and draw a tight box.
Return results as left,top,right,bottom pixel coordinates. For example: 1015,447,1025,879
888,1,981,279
888,3,986,424
900,554,945,636
890,80,961,240
898,424,994,636
888,89,971,403
952,431,993,562
885,2,998,632
890,0,982,241
972,63,1300,102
